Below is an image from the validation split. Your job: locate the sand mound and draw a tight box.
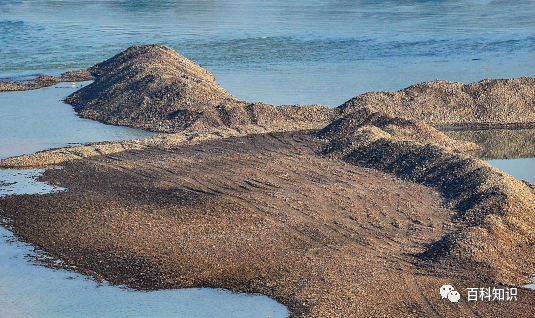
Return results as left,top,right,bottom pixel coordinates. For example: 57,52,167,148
319,108,479,156
319,114,535,285
65,44,334,133
338,77,535,128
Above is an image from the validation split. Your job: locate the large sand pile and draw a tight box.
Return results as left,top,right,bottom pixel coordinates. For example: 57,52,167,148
319,107,479,156
3,131,535,317
319,113,535,286
337,77,535,128
65,44,334,133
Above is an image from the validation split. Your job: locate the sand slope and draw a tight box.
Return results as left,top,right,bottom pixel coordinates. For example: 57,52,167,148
338,77,535,128
64,44,334,133
2,45,535,317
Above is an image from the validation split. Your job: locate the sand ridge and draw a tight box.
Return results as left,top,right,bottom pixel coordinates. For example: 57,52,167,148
1,45,535,317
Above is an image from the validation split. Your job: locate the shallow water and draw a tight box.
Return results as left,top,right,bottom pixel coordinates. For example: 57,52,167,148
1,0,534,106
485,158,535,184
0,83,156,159
444,129,535,184
0,169,65,197
445,129,535,160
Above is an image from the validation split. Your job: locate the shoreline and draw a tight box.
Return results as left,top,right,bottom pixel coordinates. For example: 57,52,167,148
1,130,535,317
2,45,535,316
436,122,535,131
0,69,94,92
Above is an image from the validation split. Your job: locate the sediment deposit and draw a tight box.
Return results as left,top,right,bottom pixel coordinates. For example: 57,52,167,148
338,77,535,129
2,45,535,317
64,44,334,133
2,131,535,317
320,114,535,287
0,69,94,91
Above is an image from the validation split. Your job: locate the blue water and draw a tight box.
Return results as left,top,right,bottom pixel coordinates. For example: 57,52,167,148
0,169,65,197
1,0,535,315
0,82,156,159
486,158,535,184
1,0,534,106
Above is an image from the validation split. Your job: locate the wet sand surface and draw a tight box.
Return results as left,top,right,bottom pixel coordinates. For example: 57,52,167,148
1,130,534,317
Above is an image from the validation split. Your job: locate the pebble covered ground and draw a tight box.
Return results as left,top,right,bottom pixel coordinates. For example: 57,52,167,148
2,45,535,317
2,131,535,317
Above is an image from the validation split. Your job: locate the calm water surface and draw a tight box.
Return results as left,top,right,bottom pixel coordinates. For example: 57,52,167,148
486,158,535,184
445,129,535,184
1,0,535,315
0,83,155,159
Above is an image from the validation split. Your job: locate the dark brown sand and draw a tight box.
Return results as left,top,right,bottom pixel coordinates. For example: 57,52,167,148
1,131,535,317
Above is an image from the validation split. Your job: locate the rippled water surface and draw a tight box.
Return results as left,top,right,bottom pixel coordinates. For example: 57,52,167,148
1,0,534,106
1,1,535,316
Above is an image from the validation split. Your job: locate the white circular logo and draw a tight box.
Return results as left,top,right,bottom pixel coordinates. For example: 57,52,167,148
440,285,460,302
448,290,460,302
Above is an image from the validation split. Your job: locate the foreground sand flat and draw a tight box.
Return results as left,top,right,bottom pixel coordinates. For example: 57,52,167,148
1,131,534,317
2,45,535,316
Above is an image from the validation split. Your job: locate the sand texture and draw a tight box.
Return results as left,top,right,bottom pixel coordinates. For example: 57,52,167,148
2,45,535,317
338,77,535,129
2,131,535,317
64,44,334,133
